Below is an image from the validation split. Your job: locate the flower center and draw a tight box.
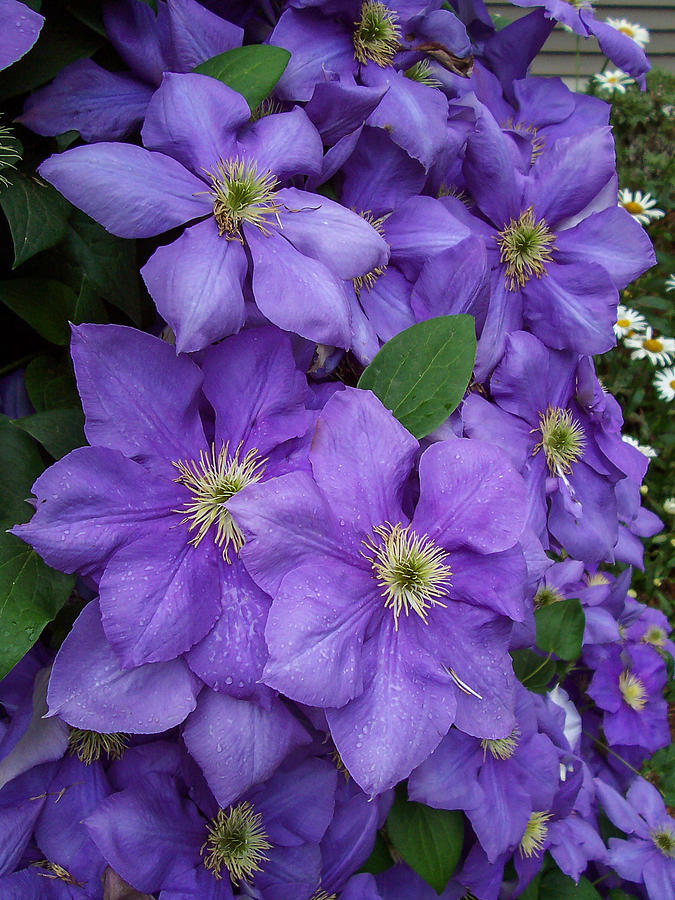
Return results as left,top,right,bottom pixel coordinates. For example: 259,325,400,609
173,443,265,561
534,407,585,476
519,811,552,858
642,625,666,647
643,338,664,353
496,207,556,290
362,523,451,629
586,572,609,586
33,861,83,886
617,317,630,328
534,585,565,608
353,1,401,67
670,379,675,390
404,60,441,87
481,728,520,760
68,728,128,765
651,827,675,858
205,157,280,239
619,670,647,710
622,200,644,215
202,801,272,884
311,892,338,900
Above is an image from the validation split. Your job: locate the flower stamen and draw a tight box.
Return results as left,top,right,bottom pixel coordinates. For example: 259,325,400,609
481,727,521,760
519,811,552,858
618,670,647,711
362,522,451,629
173,442,266,561
68,728,128,765
496,207,556,290
651,826,675,858
201,801,272,883
204,157,280,239
533,407,585,476
353,1,401,67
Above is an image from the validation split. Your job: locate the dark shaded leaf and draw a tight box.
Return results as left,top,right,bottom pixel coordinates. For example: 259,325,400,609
0,278,76,345
510,649,556,694
0,174,71,268
14,407,85,459
24,353,79,412
535,599,585,662
539,870,601,899
193,45,291,111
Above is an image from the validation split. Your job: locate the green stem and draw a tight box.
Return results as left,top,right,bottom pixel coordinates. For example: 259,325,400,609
582,729,645,781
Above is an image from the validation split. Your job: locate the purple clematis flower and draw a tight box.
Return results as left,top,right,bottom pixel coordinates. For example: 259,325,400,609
0,0,43,71
596,777,675,898
19,0,243,142
509,0,650,86
228,386,531,795
39,73,388,353
13,324,311,697
85,754,338,899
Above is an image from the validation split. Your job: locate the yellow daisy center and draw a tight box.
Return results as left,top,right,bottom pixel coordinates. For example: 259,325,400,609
623,201,644,215
643,338,664,353
617,317,630,328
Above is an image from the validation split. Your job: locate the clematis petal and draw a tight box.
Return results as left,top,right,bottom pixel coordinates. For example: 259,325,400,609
103,0,169,84
141,218,248,354
412,439,527,554
0,0,43,71
39,144,208,238
47,600,200,733
165,0,243,72
238,108,323,179
408,728,483,811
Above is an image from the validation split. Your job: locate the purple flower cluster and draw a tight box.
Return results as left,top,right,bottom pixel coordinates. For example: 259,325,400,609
3,0,672,897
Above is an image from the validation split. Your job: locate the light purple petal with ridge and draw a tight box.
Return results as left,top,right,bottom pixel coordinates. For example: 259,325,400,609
463,104,524,226
358,266,416,344
201,326,309,456
142,218,247,353
39,144,208,238
448,545,527,621
461,394,534,469
522,260,617,356
328,618,457,796
185,558,271,699
384,196,470,282
627,778,669,831
595,779,649,838
305,80,387,145
12,447,181,577
556,206,656,290
0,0,43,71
166,0,243,72
85,774,204,893
262,561,376,707
247,225,352,347
230,471,360,597
310,387,418,531
103,0,168,84
71,324,205,474
99,519,221,666
408,728,483,811
47,600,200,733
274,187,389,280
525,128,615,224
239,108,323,179
413,439,527,553
474,270,524,382
18,60,152,141
141,72,247,176
548,463,617,563
182,690,310,807
411,237,489,325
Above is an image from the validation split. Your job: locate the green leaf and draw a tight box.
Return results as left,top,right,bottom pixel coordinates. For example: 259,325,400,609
24,353,80,412
0,534,75,680
64,211,144,326
0,16,104,101
642,744,675,807
0,417,45,526
539,871,601,899
386,795,463,894
510,649,556,694
358,315,476,439
358,831,393,875
72,274,109,325
193,45,291,110
14,408,85,459
0,278,76,345
534,598,585,661
0,174,71,268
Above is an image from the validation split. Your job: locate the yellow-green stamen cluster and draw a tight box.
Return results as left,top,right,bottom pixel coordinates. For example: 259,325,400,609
353,210,388,295
173,442,266,561
519,811,552,858
497,207,556,290
34,861,83,886
201,801,272,883
642,625,666,648
481,728,520,760
534,585,565,608
618,670,647,711
68,728,128,765
651,826,675,858
363,522,451,629
502,119,546,163
404,60,441,87
311,891,338,900
205,157,280,238
586,572,610,586
353,2,401,67
534,407,585,476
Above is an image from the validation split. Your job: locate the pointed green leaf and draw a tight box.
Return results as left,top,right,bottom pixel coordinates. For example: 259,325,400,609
386,794,463,894
14,408,85,459
0,278,76,345
535,598,585,661
358,315,476,438
24,353,80,412
539,871,601,899
0,174,71,268
193,45,291,111
510,649,556,694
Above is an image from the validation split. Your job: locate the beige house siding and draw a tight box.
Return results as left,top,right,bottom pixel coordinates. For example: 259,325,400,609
485,1,675,78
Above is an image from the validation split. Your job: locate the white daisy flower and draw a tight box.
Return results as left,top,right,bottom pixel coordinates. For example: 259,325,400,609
593,70,634,94
605,18,650,49
663,497,675,515
666,274,675,293
618,189,665,226
614,304,648,338
625,327,675,365
654,366,675,402
622,435,657,458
